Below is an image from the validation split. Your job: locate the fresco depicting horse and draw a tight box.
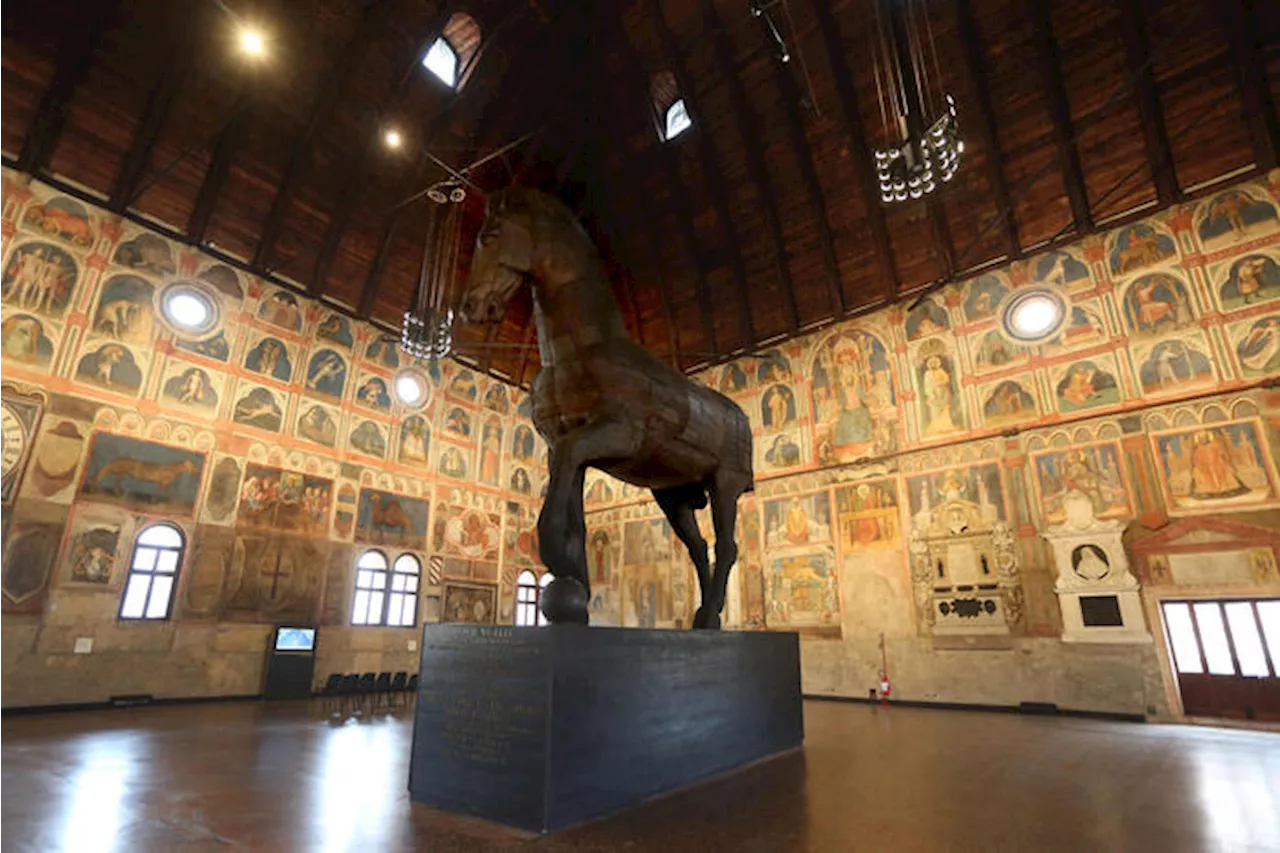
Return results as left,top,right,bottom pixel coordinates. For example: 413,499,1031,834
461,188,754,628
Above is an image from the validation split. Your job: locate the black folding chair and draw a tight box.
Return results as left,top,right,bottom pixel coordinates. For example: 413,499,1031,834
373,672,393,709
354,672,376,714
406,673,419,707
316,673,343,713
389,672,407,708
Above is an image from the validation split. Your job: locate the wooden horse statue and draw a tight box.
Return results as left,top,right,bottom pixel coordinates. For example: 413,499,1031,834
461,188,754,628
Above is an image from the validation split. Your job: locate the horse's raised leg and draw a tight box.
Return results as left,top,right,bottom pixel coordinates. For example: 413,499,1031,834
653,486,711,620
694,473,749,630
538,419,639,625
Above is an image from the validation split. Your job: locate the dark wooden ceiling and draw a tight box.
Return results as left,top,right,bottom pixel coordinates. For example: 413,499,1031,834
3,0,1277,386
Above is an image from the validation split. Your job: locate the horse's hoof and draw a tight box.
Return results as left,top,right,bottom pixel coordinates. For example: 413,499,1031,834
539,577,589,625
692,606,721,630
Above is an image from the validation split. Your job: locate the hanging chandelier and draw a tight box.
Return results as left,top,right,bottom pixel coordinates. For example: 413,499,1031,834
401,198,462,361
871,0,962,204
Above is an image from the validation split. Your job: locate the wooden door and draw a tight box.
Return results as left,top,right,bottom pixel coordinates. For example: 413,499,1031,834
1161,599,1280,722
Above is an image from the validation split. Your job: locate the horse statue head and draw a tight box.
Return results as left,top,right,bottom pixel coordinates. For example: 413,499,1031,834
460,187,598,325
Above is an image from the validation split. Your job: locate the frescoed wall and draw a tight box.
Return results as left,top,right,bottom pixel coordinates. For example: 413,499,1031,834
581,169,1280,719
0,170,549,708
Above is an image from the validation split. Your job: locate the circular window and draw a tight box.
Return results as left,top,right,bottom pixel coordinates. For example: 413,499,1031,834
1000,286,1067,344
392,369,429,409
158,282,220,337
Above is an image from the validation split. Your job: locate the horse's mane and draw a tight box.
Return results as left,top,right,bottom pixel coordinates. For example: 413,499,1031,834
490,186,581,230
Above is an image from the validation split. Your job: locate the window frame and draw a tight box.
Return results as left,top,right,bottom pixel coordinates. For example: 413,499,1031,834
423,36,460,88
352,549,422,628
118,522,186,622
515,570,554,627
664,98,693,141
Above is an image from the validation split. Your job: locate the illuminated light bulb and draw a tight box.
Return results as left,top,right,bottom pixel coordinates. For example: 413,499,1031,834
882,193,894,203
910,189,922,198
384,129,403,149
958,141,965,154
239,26,267,57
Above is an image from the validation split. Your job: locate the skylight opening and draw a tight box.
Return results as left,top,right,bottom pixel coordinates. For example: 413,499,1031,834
424,37,458,87
665,99,692,140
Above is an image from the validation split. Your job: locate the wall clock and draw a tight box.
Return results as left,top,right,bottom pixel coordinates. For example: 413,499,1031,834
1,394,43,506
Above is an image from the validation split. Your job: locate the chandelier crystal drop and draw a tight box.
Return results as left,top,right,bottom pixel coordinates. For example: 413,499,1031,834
871,0,962,205
401,200,463,361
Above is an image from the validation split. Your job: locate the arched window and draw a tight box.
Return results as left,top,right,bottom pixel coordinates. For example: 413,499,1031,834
351,550,389,625
516,570,554,626
423,13,482,90
387,554,421,627
651,71,692,141
537,572,552,627
119,523,185,620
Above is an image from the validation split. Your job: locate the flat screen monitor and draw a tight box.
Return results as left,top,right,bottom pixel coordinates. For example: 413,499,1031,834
274,627,316,653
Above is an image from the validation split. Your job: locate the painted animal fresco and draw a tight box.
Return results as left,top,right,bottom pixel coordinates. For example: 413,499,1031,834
1045,304,1107,352
1197,189,1278,248
811,329,897,462
355,376,391,411
1055,361,1120,413
763,492,833,548
1032,443,1129,524
763,434,802,470
905,296,950,340
75,344,143,393
315,313,353,348
176,331,230,362
297,405,338,447
23,197,94,247
399,415,431,465
761,384,797,431
448,370,479,402
305,349,347,398
443,583,496,624
1,315,56,367
365,335,399,368
78,433,205,515
355,488,429,548
1108,222,1176,275
1137,339,1215,393
232,386,283,432
2,242,77,316
1033,250,1091,289
1218,254,1280,310
1236,316,1280,375
259,290,301,331
244,337,293,381
963,274,1009,322
1122,273,1195,337
237,464,332,536
1153,420,1276,511
161,367,219,411
113,233,175,275
982,380,1038,426
197,265,244,301
835,479,900,551
349,420,387,458
92,275,154,344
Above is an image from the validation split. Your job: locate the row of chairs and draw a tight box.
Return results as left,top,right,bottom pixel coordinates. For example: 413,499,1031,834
316,671,418,715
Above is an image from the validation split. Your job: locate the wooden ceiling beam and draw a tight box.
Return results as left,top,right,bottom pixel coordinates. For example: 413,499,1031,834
108,4,205,213
609,15,716,362
253,0,399,270
699,0,798,333
186,95,250,244
652,0,753,350
1118,0,1179,207
310,3,454,298
16,0,120,175
1218,0,1279,172
1031,0,1093,235
763,33,846,317
953,0,1020,258
811,0,898,304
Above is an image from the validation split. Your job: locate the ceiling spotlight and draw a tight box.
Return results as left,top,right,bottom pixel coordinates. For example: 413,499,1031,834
384,129,403,149
238,26,267,58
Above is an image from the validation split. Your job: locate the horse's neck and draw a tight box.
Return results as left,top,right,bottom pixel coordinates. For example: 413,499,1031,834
531,271,629,369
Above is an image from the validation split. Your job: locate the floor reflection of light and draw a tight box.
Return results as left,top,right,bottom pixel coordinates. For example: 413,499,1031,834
60,734,137,853
1191,737,1280,850
311,721,401,853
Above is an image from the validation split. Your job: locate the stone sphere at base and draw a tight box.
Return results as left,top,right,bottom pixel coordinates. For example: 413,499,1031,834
540,577,589,625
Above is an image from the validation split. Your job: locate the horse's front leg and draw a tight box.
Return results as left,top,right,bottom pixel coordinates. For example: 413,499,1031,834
537,418,640,625
694,473,749,630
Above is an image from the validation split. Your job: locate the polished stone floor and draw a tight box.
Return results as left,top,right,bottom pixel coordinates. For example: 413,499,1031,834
3,699,1279,852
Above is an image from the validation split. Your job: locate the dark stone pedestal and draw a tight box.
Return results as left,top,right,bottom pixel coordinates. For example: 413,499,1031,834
408,624,803,833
